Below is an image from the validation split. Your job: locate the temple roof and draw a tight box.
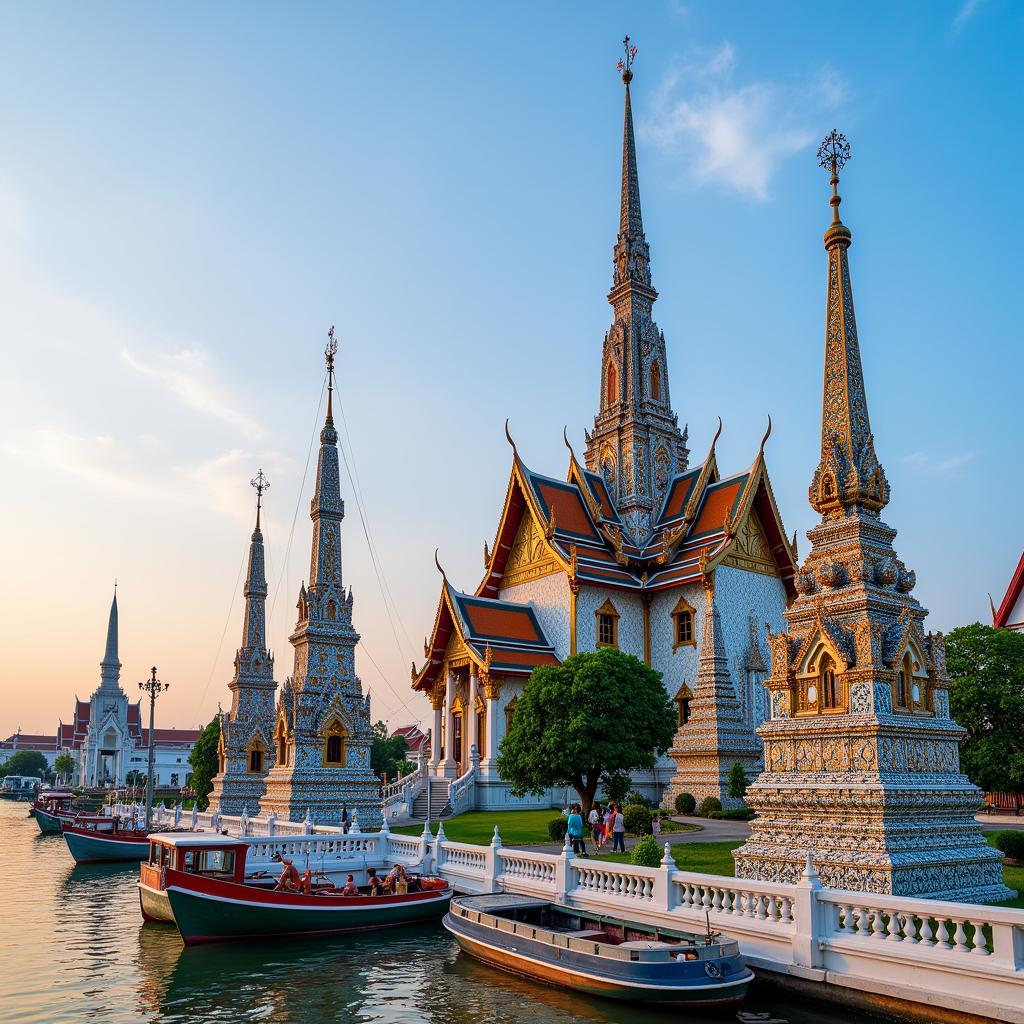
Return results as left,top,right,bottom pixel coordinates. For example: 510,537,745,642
993,551,1024,630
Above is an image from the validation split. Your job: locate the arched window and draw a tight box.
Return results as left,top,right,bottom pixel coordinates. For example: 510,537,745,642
326,735,343,764
217,736,226,775
675,683,693,727
504,697,518,736
326,599,337,622
275,720,289,766
671,596,696,649
248,745,263,773
595,599,620,648
896,652,915,711
820,655,839,710
606,361,618,406
323,718,347,766
650,361,661,401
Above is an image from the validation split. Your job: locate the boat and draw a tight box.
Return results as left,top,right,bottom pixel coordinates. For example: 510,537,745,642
31,792,79,833
1,775,42,801
139,833,452,945
444,894,754,1007
62,815,161,864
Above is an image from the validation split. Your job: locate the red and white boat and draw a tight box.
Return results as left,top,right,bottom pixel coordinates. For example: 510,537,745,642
31,792,79,834
62,815,158,864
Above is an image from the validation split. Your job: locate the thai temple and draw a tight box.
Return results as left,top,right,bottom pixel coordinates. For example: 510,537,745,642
209,471,279,814
256,335,382,828
732,134,1011,902
992,551,1024,631
410,51,797,811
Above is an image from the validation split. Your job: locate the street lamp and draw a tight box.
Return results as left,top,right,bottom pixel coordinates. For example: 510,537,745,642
139,666,170,830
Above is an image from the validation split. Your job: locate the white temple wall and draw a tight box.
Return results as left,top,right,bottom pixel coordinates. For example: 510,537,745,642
649,582,705,695
498,572,572,659
576,586,645,659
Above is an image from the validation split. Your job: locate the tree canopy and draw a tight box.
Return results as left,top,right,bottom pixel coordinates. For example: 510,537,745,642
947,623,1024,794
496,647,677,814
370,721,408,781
0,750,49,779
188,716,221,811
53,753,75,780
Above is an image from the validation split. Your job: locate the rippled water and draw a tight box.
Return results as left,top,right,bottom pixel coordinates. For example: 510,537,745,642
0,800,893,1024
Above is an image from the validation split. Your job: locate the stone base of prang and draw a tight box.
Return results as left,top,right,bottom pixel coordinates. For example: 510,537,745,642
209,772,268,816
259,767,382,829
732,776,1014,904
665,744,762,811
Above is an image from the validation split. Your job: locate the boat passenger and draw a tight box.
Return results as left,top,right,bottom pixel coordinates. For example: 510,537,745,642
383,863,408,894
300,869,313,895
341,874,359,896
272,852,301,891
367,868,382,895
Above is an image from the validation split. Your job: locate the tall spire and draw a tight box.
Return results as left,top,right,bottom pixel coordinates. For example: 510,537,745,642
99,586,121,690
241,471,270,652
808,131,890,517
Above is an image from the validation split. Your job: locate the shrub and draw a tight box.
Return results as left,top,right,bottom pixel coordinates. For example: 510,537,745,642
547,817,568,843
657,807,673,819
697,796,723,817
707,810,723,819
626,790,651,809
993,830,1024,862
674,792,697,815
630,835,662,867
720,807,756,821
727,761,750,800
623,804,653,836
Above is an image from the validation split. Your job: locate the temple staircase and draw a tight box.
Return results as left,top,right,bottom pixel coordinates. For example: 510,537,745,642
412,777,451,820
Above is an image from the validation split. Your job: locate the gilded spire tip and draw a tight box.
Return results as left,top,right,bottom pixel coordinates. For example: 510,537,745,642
324,325,338,428
817,130,851,230
251,468,270,529
617,35,637,84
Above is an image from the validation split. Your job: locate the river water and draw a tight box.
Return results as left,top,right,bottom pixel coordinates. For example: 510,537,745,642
0,800,900,1024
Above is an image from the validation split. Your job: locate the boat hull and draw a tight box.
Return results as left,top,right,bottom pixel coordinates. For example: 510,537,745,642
63,828,150,864
35,807,73,834
165,874,451,945
139,881,175,922
444,911,752,1007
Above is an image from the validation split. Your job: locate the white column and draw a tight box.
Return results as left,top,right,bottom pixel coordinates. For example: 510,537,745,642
481,683,501,777
441,670,457,778
468,668,479,769
430,702,442,774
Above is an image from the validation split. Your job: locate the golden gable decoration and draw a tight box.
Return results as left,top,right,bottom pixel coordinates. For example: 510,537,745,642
503,511,561,588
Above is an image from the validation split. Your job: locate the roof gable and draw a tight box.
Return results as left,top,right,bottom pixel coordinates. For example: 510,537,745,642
994,551,1024,630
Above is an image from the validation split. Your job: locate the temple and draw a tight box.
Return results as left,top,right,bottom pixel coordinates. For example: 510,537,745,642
991,551,1024,631
209,470,279,814
732,134,1011,901
259,332,382,827
411,42,796,812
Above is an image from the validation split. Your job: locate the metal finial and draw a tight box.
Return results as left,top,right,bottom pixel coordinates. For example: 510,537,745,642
324,325,338,427
617,35,638,83
817,130,851,225
251,468,270,528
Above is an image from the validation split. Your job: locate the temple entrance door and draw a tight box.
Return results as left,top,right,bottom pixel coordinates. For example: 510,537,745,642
476,703,486,760
98,750,117,786
452,714,464,775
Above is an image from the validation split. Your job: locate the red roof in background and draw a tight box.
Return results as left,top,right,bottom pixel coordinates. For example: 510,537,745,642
392,725,426,752
994,551,1024,630
1,733,59,751
140,728,202,745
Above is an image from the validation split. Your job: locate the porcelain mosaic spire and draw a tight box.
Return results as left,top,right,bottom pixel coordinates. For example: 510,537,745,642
210,471,279,814
259,330,381,827
732,134,1011,901
99,588,121,692
584,37,689,542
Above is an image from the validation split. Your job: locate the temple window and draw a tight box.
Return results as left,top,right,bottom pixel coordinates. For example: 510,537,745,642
671,595,696,649
606,361,618,406
796,649,847,715
675,683,693,726
595,599,620,648
248,746,263,773
323,718,347,766
650,360,661,401
504,697,517,735
895,651,916,712
326,599,337,621
821,656,840,710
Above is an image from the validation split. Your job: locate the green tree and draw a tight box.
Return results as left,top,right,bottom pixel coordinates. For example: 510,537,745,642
2,750,49,779
496,648,676,815
727,761,750,800
947,623,1024,795
370,721,409,781
188,716,221,811
54,753,76,782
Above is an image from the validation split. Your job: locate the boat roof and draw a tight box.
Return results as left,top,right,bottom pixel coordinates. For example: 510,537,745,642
454,894,551,912
151,833,249,848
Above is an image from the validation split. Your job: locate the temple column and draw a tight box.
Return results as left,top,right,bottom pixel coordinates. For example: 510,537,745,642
430,694,443,776
481,676,501,777
441,669,458,778
468,668,479,769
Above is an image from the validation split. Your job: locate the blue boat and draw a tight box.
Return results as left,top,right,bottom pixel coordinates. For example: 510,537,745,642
62,816,153,864
444,894,753,1007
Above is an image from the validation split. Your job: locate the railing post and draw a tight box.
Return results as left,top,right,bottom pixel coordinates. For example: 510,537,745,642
555,832,575,902
420,821,434,873
267,811,276,837
990,922,1024,971
484,826,502,892
793,851,823,968
432,820,447,872
654,843,677,912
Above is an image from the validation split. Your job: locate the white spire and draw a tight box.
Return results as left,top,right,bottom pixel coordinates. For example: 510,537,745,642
99,586,121,691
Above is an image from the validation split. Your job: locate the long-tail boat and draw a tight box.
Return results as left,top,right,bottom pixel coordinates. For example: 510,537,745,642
62,815,158,864
31,792,79,833
444,894,753,1007
139,833,451,945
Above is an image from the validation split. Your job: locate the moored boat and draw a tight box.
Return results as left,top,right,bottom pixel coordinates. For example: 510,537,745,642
62,815,157,864
444,894,753,1007
32,792,78,834
140,833,451,945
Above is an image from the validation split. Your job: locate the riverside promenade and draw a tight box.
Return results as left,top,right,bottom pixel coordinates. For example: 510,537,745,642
148,803,1024,1023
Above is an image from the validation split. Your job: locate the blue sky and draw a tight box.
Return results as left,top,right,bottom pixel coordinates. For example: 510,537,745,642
0,1,1020,735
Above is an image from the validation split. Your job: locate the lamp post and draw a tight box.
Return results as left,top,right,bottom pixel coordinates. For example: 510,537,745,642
139,666,170,830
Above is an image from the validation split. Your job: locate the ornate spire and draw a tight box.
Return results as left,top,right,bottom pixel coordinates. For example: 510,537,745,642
612,35,652,294
99,586,121,690
808,132,890,517
240,470,270,653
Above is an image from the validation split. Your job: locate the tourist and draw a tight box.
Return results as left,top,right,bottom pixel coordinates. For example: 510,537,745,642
589,803,602,847
603,804,615,848
341,873,359,896
367,867,382,895
272,852,300,891
566,803,586,856
383,863,407,893
652,814,662,838
340,804,349,834
611,804,626,853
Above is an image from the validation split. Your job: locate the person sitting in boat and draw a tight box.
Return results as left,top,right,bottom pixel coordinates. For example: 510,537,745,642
300,869,313,895
366,868,382,895
341,874,359,896
383,863,408,894
272,852,300,891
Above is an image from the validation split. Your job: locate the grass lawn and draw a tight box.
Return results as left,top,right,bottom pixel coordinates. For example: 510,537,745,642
595,840,741,876
393,809,562,845
987,833,1024,909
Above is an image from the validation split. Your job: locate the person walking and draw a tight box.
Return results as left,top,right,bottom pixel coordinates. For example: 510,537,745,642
602,804,614,849
566,803,586,856
611,803,626,854
340,804,349,834
588,803,602,848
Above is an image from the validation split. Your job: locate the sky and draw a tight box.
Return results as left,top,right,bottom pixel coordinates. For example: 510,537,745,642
0,1,1021,739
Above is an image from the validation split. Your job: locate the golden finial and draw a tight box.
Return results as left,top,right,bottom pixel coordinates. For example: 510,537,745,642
504,417,518,456
617,35,638,84
324,325,339,427
757,415,772,461
988,593,998,624
434,548,448,580
817,130,851,227
251,468,270,529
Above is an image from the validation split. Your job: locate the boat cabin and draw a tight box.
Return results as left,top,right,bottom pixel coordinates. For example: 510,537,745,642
142,834,249,891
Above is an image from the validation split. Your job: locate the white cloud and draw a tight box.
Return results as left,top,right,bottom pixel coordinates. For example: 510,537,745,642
953,0,985,32
122,347,266,441
641,45,846,201
901,451,976,475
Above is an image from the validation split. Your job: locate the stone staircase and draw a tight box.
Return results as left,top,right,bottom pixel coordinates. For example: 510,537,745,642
411,777,451,820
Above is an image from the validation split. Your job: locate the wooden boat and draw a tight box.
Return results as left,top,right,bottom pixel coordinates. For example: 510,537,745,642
444,894,753,1007
139,833,452,945
62,815,158,864
32,792,78,834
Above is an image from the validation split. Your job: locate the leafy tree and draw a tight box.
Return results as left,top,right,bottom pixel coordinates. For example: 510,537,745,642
125,770,144,787
600,770,631,806
496,648,677,815
947,623,1024,795
370,721,409,781
2,750,48,779
188,716,221,811
54,753,76,782
727,761,750,800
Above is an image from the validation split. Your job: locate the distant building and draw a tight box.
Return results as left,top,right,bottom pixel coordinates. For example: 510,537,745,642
992,552,1024,632
0,731,60,769
391,725,427,756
